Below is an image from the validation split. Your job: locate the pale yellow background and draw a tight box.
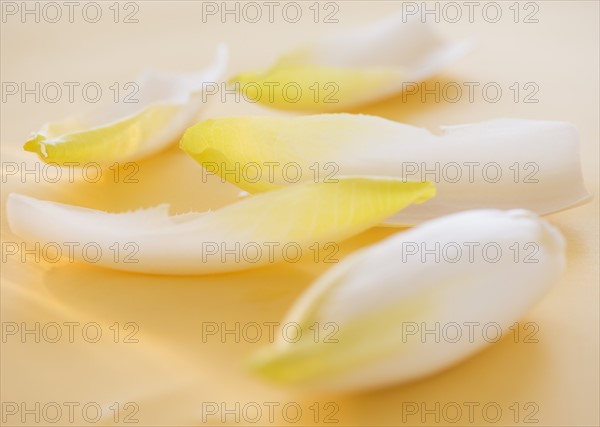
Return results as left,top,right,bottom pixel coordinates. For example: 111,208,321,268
1,1,598,426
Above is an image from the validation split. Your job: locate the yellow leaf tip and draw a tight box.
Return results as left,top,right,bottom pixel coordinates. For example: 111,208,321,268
23,134,45,153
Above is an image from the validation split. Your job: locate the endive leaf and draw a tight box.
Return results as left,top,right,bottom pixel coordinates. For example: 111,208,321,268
6,178,434,275
249,209,566,392
24,45,228,166
180,114,590,224
230,15,471,111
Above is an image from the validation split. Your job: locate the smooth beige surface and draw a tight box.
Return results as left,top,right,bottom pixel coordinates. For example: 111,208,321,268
1,1,598,425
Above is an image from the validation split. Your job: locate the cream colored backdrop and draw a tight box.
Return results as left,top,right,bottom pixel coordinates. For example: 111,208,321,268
1,1,598,425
